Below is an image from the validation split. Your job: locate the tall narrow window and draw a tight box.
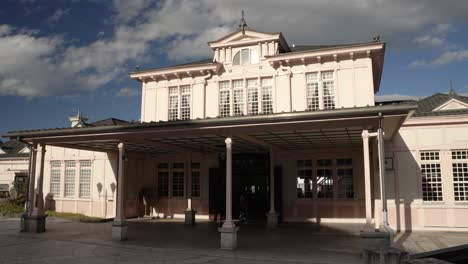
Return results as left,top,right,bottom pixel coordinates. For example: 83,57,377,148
317,159,333,198
180,85,191,120
420,151,443,201
50,161,61,196
233,80,244,116
261,78,273,114
191,162,201,198
158,163,169,197
79,160,91,198
337,158,354,198
172,163,185,197
247,79,259,115
322,71,335,109
452,150,468,201
64,161,76,197
306,73,319,111
219,81,230,117
168,87,179,121
297,160,313,198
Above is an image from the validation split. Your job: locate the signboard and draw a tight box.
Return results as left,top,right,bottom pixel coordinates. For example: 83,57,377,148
385,157,393,170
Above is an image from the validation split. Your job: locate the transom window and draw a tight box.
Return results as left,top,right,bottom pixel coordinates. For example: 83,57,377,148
305,71,335,110
218,77,273,117
232,48,259,66
420,151,443,201
168,85,191,121
452,150,468,201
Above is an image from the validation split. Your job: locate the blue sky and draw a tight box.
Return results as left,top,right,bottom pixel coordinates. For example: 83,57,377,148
1,0,468,138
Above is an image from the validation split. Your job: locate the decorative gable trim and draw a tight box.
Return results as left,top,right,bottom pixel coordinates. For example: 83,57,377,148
208,29,290,52
18,147,30,154
433,98,468,111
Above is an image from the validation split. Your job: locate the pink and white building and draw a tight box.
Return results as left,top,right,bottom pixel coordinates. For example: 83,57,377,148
3,22,468,249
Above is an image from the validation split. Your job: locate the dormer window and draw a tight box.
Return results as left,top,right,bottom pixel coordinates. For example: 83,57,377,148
232,48,259,65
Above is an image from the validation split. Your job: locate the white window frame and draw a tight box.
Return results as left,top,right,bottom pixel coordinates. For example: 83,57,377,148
232,48,259,66
304,70,336,111
452,150,468,202
64,160,76,198
79,160,92,198
168,85,192,121
420,150,444,202
50,161,61,197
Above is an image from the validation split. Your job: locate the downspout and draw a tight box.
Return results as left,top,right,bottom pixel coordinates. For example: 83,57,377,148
377,112,393,246
201,70,212,119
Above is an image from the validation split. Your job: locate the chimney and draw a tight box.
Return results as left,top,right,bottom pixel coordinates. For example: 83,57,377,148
68,110,88,128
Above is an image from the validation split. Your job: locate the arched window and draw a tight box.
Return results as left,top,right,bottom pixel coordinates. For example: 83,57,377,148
232,48,259,65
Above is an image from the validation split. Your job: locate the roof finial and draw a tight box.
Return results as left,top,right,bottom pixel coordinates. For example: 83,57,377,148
449,80,456,97
239,10,248,34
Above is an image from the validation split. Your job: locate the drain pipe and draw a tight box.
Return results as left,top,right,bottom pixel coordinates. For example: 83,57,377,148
377,112,393,246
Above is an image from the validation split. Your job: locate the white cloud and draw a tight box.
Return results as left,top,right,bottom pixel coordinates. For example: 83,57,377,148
0,25,12,36
412,35,445,48
46,8,71,24
410,49,468,68
116,87,141,97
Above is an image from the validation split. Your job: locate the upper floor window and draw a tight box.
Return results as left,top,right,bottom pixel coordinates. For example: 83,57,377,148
168,85,191,121
305,71,335,111
232,48,259,65
420,151,443,201
219,77,273,117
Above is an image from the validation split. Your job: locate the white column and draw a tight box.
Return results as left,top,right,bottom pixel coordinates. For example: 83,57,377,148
27,143,38,215
34,144,46,215
269,150,275,213
362,130,374,232
223,137,234,228
115,142,126,224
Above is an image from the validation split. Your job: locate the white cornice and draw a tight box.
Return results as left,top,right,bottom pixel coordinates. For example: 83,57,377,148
129,63,221,82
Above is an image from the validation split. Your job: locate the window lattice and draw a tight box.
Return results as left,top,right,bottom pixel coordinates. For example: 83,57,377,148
261,78,273,114
297,160,313,198
219,81,230,117
172,171,185,197
452,150,468,201
50,161,61,196
421,151,440,161
317,159,333,198
64,161,76,197
191,162,200,198
337,167,354,199
168,87,179,121
158,171,168,197
233,80,244,116
421,163,443,201
79,160,91,198
322,71,335,109
247,79,259,115
306,73,319,111
180,85,191,120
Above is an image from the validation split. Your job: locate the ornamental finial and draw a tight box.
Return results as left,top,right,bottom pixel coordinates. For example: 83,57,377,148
239,10,248,34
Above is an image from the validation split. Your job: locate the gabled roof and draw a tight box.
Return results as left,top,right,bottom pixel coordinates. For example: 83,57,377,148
0,140,29,158
87,118,130,127
413,90,468,117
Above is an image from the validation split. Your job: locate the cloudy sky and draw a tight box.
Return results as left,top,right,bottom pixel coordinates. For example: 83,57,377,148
1,0,468,137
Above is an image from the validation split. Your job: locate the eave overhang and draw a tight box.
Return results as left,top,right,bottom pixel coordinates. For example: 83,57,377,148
129,62,221,82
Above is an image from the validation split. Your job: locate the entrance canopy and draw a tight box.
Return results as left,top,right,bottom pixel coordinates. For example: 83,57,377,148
3,104,416,154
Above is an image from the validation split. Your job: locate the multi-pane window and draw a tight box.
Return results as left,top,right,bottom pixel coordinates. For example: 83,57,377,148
261,78,273,114
322,71,335,109
79,160,91,198
64,161,76,197
297,160,313,198
168,86,191,121
305,71,336,110
247,79,259,115
420,151,443,201
191,162,201,198
233,80,244,116
158,163,169,197
337,158,354,198
168,87,179,121
219,81,230,117
317,159,333,198
452,150,468,201
306,73,319,111
232,48,259,65
172,163,185,197
50,161,61,196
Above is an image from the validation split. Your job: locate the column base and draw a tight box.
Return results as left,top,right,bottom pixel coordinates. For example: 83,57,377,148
266,212,278,228
360,230,390,250
184,209,197,225
112,222,128,241
218,226,240,250
23,213,47,233
361,223,376,233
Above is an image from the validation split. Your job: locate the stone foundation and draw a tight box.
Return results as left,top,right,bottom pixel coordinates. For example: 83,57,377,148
266,212,278,228
218,226,239,250
112,222,128,241
22,214,47,233
184,209,196,225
